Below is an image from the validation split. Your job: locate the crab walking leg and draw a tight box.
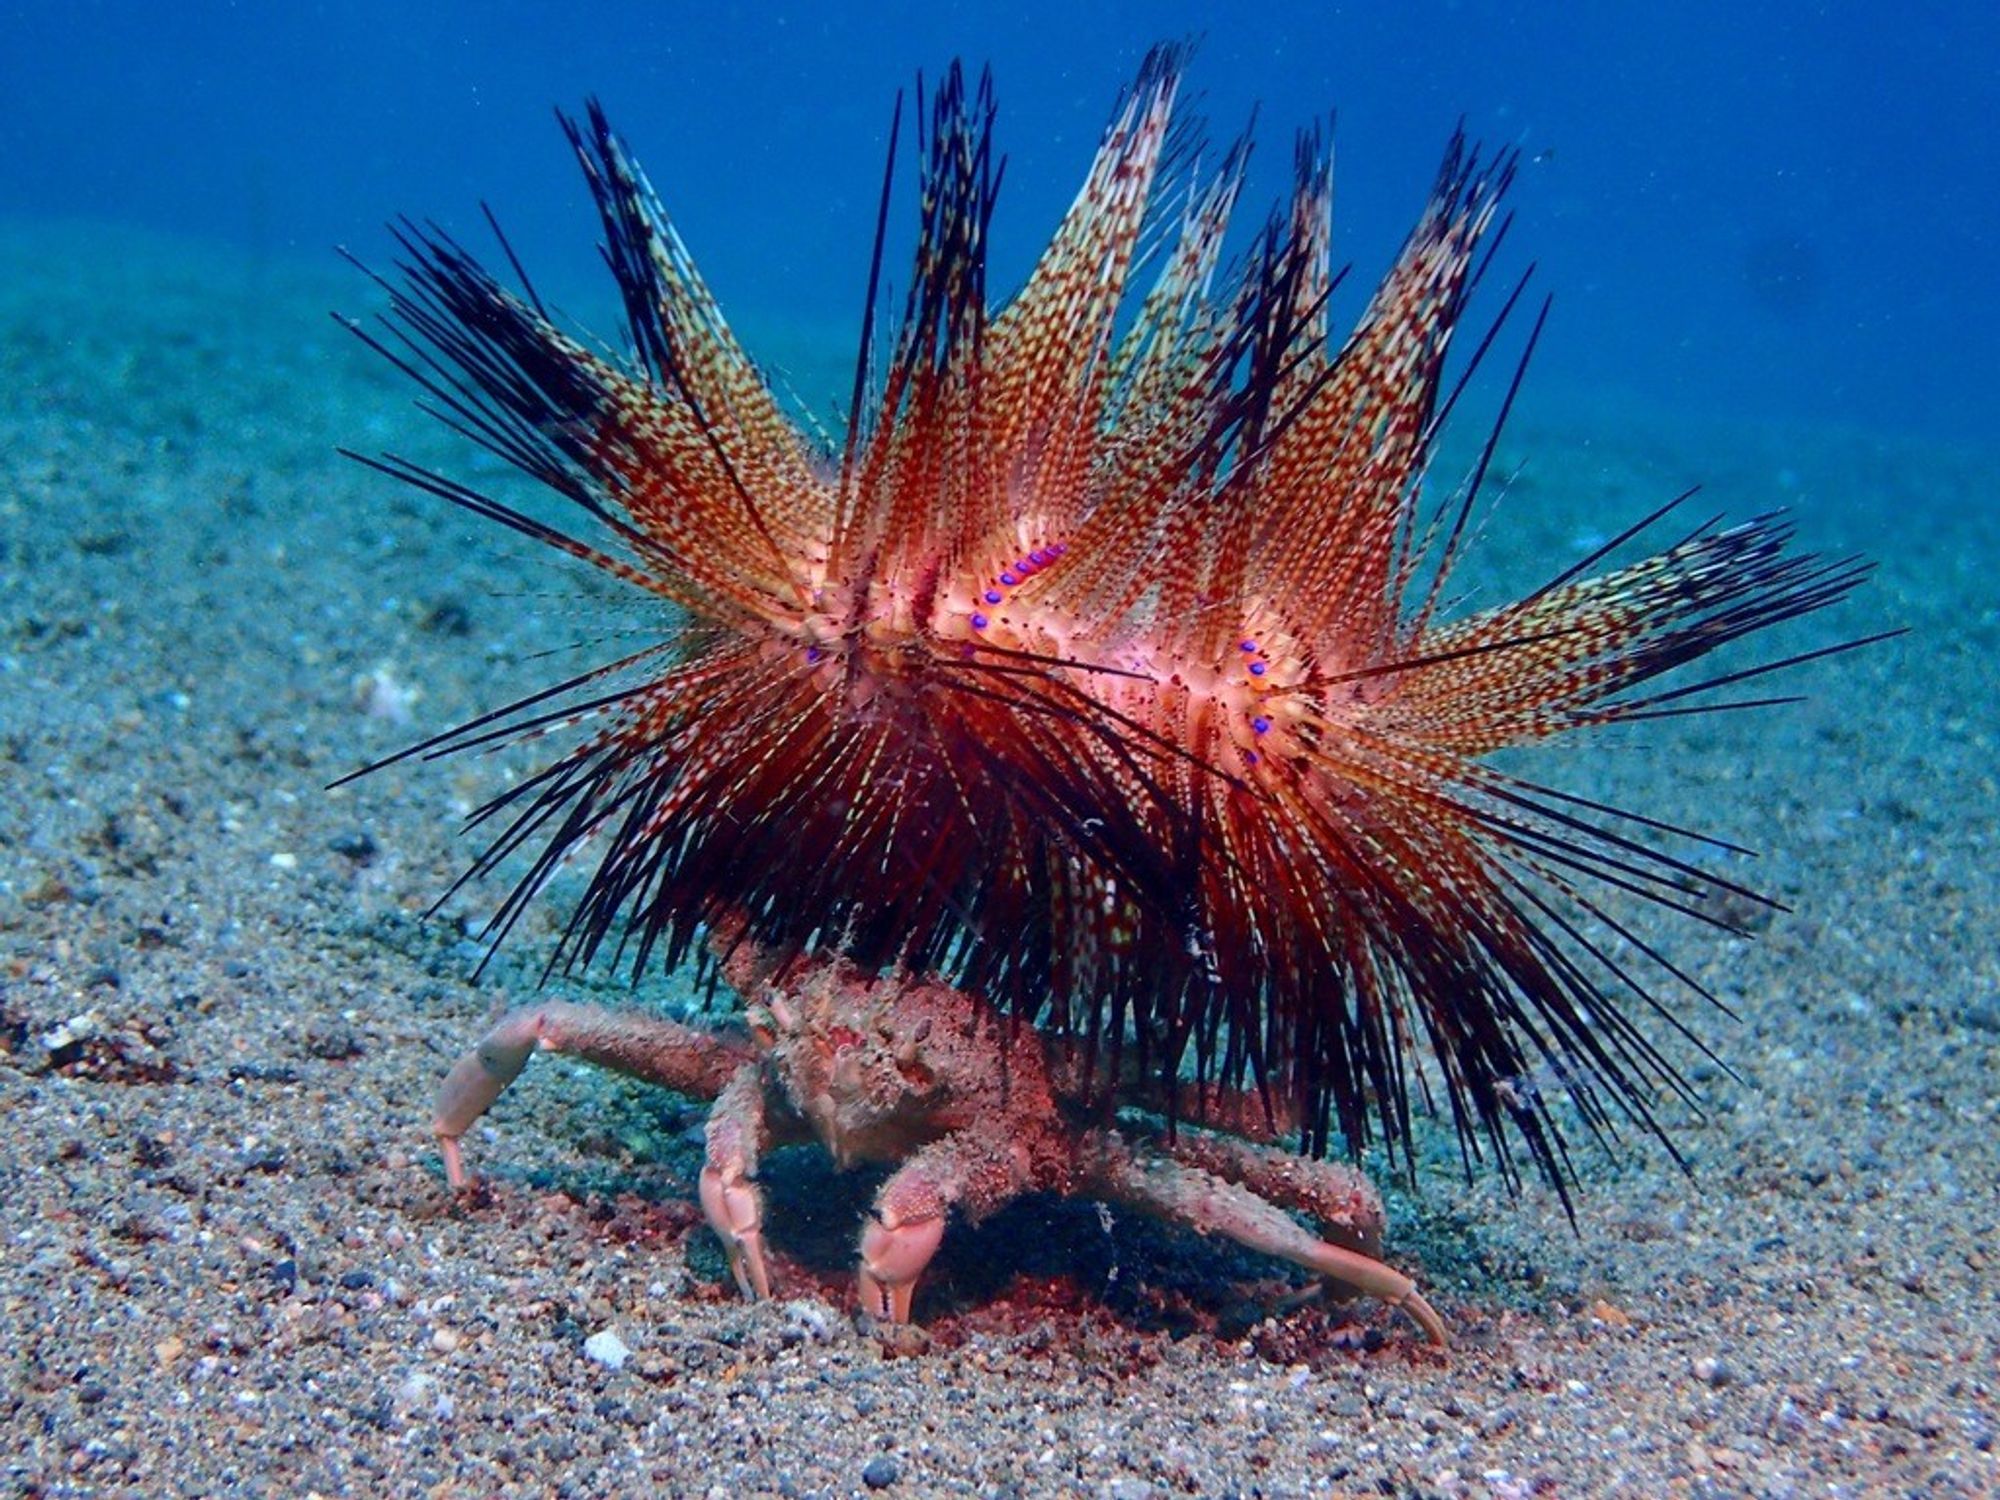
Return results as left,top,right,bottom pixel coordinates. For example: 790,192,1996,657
1087,1138,1450,1347
432,1001,755,1188
858,1129,1051,1323
699,1063,784,1301
1139,1123,1387,1259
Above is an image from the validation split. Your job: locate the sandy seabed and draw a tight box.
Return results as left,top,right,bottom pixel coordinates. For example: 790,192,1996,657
0,222,1994,1498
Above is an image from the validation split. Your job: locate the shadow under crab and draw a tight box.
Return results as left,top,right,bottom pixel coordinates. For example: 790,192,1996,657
435,927,1449,1348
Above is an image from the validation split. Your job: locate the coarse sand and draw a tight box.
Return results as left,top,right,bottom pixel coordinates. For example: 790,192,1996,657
1,222,1995,1497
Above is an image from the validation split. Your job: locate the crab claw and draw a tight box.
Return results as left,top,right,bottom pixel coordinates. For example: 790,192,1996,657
700,1063,775,1300
857,1207,947,1324
699,1159,772,1301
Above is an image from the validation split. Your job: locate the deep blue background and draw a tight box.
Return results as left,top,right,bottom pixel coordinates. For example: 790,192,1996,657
3,1,1993,441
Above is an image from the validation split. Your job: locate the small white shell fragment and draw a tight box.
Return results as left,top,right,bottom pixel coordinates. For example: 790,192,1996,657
583,1327,631,1370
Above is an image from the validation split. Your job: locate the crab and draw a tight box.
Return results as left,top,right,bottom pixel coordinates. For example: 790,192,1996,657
433,930,1448,1347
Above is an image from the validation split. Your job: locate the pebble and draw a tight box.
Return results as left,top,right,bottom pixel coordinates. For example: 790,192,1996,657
39,1011,100,1052
780,1298,837,1344
1691,1355,1734,1387
1961,998,2000,1034
327,829,377,862
584,1327,632,1370
861,1454,900,1489
1588,1297,1632,1328
304,1021,363,1059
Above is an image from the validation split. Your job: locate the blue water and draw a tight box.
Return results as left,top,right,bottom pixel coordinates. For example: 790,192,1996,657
3,0,1994,442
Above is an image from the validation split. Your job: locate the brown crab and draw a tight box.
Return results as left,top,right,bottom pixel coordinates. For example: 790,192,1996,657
434,931,1448,1347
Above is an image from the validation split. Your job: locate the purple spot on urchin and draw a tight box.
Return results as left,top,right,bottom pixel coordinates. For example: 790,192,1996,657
1252,716,1270,734
1000,571,1020,586
1249,661,1267,677
984,590,1003,605
1244,751,1260,766
1049,542,1068,556
805,645,824,664
1030,548,1052,565
970,613,988,630
1239,639,1258,652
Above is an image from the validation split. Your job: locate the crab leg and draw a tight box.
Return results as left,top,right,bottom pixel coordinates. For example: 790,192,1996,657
1085,1136,1449,1347
432,1000,755,1187
1138,1123,1386,1259
858,1129,1050,1323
